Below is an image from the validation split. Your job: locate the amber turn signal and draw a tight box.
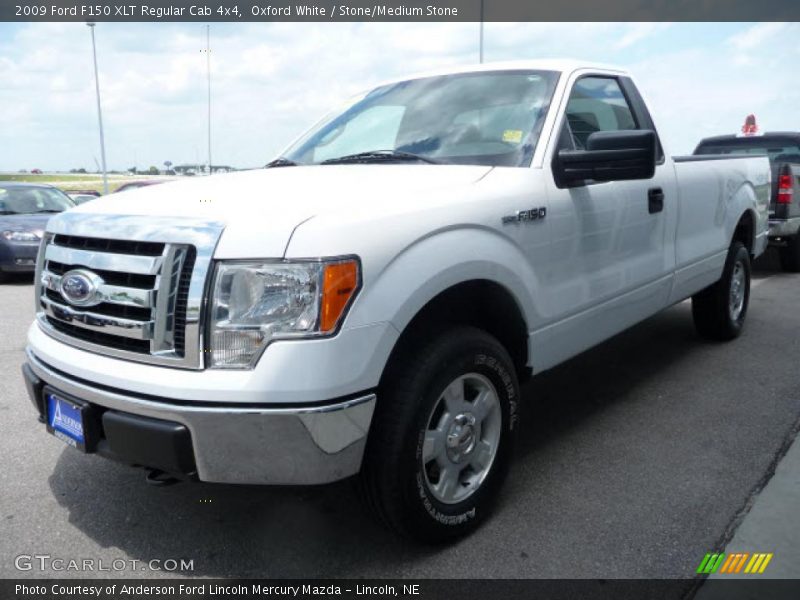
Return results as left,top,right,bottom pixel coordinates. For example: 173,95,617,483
320,260,359,332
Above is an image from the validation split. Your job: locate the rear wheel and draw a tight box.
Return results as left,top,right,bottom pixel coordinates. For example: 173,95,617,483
359,326,519,543
779,234,800,272
692,241,751,341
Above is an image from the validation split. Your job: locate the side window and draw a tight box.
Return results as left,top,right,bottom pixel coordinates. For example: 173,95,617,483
562,77,638,150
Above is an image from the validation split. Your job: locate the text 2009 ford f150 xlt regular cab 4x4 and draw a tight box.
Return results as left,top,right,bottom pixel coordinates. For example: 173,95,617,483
23,60,769,542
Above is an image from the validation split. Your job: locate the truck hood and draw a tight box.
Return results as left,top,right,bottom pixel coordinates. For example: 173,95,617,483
67,165,492,257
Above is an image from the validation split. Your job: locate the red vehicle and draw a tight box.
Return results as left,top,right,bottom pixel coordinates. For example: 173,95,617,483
30,169,42,174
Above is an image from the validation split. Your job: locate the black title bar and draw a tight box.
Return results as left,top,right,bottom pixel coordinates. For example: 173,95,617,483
4,0,800,22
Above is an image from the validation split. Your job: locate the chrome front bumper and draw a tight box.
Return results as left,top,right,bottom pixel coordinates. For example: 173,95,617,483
25,348,376,485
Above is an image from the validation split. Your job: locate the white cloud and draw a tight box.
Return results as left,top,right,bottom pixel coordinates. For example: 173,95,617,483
728,22,787,52
0,22,798,169
613,23,671,50
726,22,798,66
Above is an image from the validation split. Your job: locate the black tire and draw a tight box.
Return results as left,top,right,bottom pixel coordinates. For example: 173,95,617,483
359,325,519,543
692,241,751,341
779,235,800,272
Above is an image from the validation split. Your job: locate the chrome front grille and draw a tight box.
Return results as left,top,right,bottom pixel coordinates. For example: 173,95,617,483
39,236,191,356
35,213,225,370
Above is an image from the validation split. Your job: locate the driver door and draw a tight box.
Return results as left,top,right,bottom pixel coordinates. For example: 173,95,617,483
532,74,676,369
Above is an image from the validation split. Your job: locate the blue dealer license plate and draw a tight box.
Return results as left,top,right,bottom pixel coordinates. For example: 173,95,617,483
47,393,86,448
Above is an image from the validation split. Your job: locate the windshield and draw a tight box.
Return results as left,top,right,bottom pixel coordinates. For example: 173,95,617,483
283,70,560,167
0,186,74,214
695,137,800,165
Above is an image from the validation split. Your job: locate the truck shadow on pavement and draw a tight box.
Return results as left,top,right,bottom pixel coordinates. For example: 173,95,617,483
45,253,795,579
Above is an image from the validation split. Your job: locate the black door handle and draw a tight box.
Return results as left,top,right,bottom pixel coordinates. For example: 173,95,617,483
648,187,664,214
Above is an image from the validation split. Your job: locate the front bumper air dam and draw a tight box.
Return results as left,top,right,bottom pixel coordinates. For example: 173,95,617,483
24,348,376,485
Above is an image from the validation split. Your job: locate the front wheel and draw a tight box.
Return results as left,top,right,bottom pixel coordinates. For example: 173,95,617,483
359,326,519,543
692,241,751,341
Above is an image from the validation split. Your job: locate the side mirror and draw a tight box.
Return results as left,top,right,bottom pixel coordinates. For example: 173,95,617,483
555,129,657,187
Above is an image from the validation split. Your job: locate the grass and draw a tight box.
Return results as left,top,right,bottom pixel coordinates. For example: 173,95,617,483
0,172,173,194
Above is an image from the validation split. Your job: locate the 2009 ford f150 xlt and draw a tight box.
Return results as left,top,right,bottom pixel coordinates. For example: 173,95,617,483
23,60,769,542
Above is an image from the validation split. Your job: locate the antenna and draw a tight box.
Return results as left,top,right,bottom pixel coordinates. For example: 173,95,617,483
206,24,212,175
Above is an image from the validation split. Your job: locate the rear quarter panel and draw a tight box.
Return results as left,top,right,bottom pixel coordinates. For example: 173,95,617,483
669,156,769,302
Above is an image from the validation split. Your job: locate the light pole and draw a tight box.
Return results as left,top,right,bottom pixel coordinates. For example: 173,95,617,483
87,22,109,194
479,0,484,63
206,24,212,175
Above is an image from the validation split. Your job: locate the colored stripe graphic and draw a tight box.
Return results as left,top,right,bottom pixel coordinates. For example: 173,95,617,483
696,553,725,574
719,553,738,573
757,553,773,573
697,552,773,575
720,553,751,574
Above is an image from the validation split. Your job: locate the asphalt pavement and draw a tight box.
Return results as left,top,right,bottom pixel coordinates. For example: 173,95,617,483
695,432,800,600
1,251,798,587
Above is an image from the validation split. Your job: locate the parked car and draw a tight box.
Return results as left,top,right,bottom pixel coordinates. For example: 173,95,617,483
694,132,800,271
66,190,101,198
115,180,163,193
66,190,101,205
67,194,100,205
30,169,42,174
22,61,769,542
0,183,74,281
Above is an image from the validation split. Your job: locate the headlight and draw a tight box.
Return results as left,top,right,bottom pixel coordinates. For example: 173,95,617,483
208,257,360,369
2,230,40,242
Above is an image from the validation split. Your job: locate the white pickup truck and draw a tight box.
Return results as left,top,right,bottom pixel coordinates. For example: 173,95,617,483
23,60,769,542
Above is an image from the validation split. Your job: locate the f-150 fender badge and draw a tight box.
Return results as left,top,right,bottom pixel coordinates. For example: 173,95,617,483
502,207,546,224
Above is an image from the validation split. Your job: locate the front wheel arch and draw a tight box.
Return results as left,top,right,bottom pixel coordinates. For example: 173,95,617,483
379,279,531,388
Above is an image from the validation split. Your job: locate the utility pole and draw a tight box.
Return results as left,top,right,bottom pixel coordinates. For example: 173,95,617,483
479,0,484,64
206,24,212,175
87,22,109,194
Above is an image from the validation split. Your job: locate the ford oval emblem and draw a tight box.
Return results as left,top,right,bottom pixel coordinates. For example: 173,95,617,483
60,269,104,307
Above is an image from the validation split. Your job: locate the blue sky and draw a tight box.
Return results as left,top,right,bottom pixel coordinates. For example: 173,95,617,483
0,22,798,171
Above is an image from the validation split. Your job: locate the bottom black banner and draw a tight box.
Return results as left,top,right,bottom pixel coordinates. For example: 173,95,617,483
3,579,800,600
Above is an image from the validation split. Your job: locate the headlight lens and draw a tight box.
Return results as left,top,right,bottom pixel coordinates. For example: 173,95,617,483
208,258,360,369
2,230,40,242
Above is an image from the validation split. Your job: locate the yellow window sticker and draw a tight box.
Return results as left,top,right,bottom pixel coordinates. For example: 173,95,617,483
502,130,523,143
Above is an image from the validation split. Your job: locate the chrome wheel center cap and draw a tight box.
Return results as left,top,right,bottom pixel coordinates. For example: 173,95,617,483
446,413,477,462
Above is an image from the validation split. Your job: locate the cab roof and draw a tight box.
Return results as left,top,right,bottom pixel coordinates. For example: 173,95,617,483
372,59,628,89
697,132,800,144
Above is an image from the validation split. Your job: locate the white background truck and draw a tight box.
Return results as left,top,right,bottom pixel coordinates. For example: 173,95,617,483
23,60,769,542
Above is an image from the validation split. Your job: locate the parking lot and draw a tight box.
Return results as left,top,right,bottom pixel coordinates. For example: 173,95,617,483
1,252,798,584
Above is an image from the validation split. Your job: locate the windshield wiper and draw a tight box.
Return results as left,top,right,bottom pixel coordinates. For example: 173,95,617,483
33,209,62,213
265,157,298,168
0,210,19,215
320,150,439,165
